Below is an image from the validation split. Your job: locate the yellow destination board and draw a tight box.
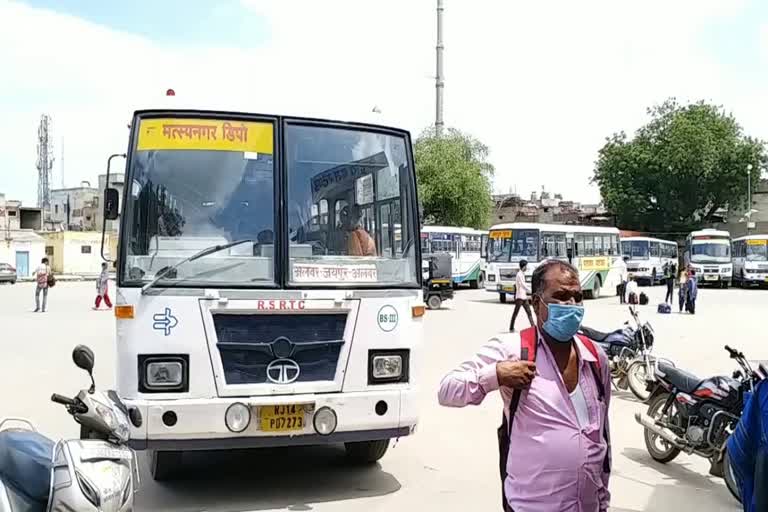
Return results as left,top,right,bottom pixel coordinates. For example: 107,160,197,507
746,239,767,246
490,230,512,239
136,118,274,154
580,257,609,271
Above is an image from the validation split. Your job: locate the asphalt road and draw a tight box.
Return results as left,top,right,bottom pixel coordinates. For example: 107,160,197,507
2,280,764,511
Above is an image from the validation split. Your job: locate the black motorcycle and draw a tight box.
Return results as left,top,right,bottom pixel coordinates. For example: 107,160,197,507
635,345,766,502
579,306,657,398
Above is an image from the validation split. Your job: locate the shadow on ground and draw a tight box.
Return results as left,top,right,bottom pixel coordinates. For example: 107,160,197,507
135,445,401,511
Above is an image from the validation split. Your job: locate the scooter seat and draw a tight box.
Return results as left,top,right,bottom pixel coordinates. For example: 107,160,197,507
579,326,631,346
656,360,703,394
0,431,54,507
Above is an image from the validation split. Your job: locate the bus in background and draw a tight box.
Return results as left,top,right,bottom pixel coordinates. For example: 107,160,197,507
420,226,488,288
620,237,678,285
732,235,768,287
104,108,424,480
485,223,622,302
684,229,733,287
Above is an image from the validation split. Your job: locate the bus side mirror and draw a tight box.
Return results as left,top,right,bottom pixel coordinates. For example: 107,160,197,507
104,188,119,220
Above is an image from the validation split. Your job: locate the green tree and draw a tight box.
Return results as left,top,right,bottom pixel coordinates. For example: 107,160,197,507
414,127,494,229
592,99,766,232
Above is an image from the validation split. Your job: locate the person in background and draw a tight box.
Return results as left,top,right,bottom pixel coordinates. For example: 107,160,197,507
678,266,689,313
664,261,677,304
33,257,51,313
625,274,639,305
509,259,535,332
685,270,698,314
94,262,113,310
438,260,612,511
617,255,629,304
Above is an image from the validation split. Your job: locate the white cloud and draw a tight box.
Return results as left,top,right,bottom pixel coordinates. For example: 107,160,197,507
0,0,764,207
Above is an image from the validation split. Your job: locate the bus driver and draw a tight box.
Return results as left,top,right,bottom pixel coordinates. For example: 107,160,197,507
340,206,376,257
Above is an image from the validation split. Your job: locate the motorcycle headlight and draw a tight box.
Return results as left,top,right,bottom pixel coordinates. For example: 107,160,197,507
94,402,131,443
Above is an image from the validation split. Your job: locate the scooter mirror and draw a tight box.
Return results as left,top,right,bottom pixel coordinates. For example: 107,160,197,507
73,345,95,373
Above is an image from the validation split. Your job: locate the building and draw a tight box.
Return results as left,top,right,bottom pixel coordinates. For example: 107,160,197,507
97,172,125,233
720,178,768,237
41,231,112,275
0,194,45,276
491,190,612,226
50,182,99,231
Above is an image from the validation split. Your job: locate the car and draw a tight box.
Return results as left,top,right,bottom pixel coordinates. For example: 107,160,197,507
0,263,17,284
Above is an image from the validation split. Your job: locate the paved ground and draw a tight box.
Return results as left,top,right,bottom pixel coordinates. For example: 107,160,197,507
2,280,764,511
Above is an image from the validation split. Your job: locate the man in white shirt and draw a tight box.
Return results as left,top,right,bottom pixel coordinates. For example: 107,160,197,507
625,274,639,305
509,260,535,332
615,256,629,304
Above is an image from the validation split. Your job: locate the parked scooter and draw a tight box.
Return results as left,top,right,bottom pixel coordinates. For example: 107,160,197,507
0,345,138,512
635,345,766,503
579,306,660,399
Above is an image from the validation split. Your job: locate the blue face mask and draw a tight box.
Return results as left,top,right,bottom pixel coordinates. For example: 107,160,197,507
542,303,585,342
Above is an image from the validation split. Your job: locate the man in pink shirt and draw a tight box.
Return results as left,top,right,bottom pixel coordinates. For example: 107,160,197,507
438,260,612,511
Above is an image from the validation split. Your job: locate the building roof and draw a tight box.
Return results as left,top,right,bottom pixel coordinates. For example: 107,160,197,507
6,230,45,243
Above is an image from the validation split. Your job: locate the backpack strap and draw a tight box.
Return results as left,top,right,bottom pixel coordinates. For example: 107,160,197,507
577,334,611,473
506,327,537,436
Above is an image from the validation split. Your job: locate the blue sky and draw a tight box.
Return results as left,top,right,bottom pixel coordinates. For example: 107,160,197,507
2,0,768,208
21,0,270,46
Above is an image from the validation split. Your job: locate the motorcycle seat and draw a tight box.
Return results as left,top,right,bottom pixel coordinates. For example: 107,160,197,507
0,431,54,507
579,326,631,346
656,360,703,394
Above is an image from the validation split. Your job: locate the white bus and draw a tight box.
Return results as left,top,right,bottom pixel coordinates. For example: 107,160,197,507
732,235,768,287
103,108,424,480
620,237,678,285
421,226,488,288
484,223,623,302
684,229,733,287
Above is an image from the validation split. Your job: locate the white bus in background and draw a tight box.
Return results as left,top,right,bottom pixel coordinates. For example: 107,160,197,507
732,235,768,287
620,237,678,285
684,229,733,287
104,107,425,480
485,223,623,302
420,226,488,288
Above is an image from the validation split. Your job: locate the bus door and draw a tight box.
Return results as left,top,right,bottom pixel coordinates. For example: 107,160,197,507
566,233,575,264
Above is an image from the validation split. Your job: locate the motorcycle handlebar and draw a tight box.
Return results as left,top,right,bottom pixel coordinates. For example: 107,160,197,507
51,393,76,407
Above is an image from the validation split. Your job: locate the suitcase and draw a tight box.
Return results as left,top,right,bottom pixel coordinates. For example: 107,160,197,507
639,292,649,305
657,302,671,314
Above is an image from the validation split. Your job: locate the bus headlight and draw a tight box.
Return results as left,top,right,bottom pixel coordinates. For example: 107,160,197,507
368,350,409,384
139,355,188,392
313,407,337,436
488,274,496,282
225,403,251,433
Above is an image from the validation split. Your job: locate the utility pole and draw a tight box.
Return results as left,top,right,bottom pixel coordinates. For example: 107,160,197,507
747,164,753,235
36,114,54,219
435,0,445,136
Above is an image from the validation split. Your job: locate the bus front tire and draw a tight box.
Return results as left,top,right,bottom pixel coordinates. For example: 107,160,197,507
149,450,183,481
427,295,442,310
499,293,507,304
585,277,602,300
345,439,390,464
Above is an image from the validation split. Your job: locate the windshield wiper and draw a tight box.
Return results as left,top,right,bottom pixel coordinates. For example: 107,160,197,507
141,239,255,294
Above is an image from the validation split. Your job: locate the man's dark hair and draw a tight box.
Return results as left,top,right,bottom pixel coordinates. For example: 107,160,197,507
519,259,528,269
531,259,580,295
42,257,49,264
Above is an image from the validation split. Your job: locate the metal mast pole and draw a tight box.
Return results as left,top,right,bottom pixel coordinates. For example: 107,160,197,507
747,166,752,235
435,0,445,136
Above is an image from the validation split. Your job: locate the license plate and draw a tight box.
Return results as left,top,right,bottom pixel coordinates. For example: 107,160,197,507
259,404,306,432
502,286,515,292
704,275,718,281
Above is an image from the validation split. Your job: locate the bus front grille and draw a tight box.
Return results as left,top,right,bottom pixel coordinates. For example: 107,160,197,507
212,314,347,385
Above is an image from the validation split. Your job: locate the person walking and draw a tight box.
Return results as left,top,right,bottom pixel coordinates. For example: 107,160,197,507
678,267,689,313
685,270,699,314
664,261,677,304
439,260,612,512
33,257,51,313
94,262,113,310
509,260,535,332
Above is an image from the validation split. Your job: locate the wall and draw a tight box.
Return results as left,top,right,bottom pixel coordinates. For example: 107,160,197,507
41,231,106,274
97,173,125,233
50,187,99,230
0,233,46,277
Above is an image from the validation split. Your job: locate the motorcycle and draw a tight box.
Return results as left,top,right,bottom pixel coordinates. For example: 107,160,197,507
0,345,138,512
634,345,767,503
579,306,659,400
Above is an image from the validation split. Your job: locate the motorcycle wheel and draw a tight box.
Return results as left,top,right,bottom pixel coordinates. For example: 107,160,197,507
627,360,651,402
723,448,742,503
643,393,682,463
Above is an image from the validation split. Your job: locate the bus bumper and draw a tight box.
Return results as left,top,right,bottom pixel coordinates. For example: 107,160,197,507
123,389,417,451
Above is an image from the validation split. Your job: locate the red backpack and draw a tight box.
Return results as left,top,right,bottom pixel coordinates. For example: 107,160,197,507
497,326,610,511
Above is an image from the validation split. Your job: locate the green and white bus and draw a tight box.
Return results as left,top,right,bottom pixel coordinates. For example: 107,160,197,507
485,222,623,302
421,226,488,288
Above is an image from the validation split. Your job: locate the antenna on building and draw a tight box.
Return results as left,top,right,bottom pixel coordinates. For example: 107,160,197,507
60,136,65,188
435,0,445,136
36,114,54,218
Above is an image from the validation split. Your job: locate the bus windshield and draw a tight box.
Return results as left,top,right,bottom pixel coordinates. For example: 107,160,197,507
746,241,768,261
488,230,539,262
621,240,649,259
691,242,730,261
119,116,418,288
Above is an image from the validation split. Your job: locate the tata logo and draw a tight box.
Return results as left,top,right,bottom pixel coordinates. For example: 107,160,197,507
266,359,300,384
